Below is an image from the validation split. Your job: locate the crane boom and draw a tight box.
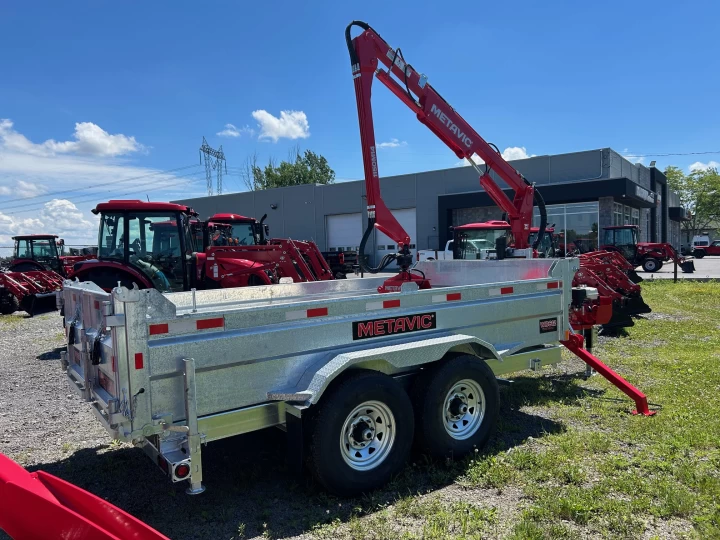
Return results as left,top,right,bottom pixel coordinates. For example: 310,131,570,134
346,20,546,272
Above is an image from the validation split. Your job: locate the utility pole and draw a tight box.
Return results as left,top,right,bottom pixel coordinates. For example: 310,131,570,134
199,137,227,196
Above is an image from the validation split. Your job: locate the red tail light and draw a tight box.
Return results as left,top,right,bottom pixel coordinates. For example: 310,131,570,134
174,463,190,479
339,252,345,265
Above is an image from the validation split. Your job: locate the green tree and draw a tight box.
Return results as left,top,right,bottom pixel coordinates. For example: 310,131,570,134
665,165,720,238
241,146,335,191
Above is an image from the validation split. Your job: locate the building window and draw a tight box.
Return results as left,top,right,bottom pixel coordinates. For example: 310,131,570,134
631,208,640,226
613,203,624,226
624,206,631,225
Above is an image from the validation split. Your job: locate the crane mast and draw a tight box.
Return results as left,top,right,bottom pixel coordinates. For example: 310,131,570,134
346,21,546,277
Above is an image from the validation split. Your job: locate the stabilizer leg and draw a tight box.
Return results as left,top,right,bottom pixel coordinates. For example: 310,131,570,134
561,333,655,416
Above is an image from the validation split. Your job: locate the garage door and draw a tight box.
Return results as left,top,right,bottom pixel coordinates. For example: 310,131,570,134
375,208,416,265
326,213,362,252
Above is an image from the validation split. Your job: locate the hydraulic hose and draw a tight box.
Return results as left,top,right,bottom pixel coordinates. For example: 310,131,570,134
359,218,397,274
528,181,547,250
345,21,371,67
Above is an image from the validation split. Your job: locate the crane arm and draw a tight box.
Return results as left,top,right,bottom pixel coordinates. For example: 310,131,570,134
346,21,545,266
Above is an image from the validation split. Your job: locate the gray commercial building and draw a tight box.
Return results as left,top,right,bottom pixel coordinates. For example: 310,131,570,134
175,148,688,264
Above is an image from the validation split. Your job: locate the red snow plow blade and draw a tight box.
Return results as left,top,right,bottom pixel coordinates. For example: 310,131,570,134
0,453,168,540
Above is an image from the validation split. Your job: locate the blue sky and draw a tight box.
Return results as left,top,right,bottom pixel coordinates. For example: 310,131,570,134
1,0,718,249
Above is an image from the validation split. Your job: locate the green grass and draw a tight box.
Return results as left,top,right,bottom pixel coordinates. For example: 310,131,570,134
314,281,720,539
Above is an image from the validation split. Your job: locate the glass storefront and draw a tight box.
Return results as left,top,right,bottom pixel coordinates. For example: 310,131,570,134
533,202,600,253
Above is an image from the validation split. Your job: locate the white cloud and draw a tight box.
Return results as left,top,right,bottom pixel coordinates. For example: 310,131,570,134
458,146,535,167
216,123,255,138
39,199,94,232
689,160,720,172
377,138,408,149
0,119,206,254
0,119,143,157
0,180,45,198
251,110,310,142
501,146,533,161
621,150,645,164
0,199,94,249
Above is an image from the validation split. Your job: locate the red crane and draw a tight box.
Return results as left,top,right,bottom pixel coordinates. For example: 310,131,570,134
346,21,546,284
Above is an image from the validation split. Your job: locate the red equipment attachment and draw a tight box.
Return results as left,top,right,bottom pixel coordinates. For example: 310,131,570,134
0,452,169,539
0,269,64,316
561,333,655,416
345,20,546,288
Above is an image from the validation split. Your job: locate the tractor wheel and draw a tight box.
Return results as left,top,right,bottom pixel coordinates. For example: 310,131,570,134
693,249,706,259
9,262,44,272
247,274,265,286
0,292,20,315
335,272,347,279
641,258,662,272
309,371,414,496
412,355,499,458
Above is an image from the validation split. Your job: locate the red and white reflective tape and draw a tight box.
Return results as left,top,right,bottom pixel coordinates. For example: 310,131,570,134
538,281,562,290
489,286,514,296
365,299,401,311
149,317,224,336
285,307,328,321
431,292,462,303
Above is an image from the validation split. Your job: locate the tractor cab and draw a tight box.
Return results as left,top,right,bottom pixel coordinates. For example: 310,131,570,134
205,213,270,248
451,221,512,260
528,226,557,258
10,235,63,273
601,225,639,261
73,200,198,292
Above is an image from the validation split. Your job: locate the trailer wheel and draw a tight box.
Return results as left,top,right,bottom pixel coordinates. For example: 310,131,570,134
413,355,499,458
309,371,414,496
0,292,20,315
641,258,662,272
693,249,706,259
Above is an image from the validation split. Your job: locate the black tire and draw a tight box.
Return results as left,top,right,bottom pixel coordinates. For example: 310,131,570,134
0,292,20,315
335,272,347,279
309,371,414,496
641,258,662,273
9,262,44,272
693,249,706,259
412,355,499,458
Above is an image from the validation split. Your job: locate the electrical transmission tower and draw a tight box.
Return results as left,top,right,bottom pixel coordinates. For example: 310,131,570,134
199,136,227,196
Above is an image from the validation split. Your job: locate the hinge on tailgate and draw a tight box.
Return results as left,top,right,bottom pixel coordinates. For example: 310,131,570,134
105,314,125,327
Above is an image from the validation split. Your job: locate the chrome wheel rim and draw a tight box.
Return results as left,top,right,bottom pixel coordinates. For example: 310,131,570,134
340,400,395,471
442,379,485,440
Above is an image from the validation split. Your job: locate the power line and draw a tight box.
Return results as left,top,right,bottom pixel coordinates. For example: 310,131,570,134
0,171,207,215
622,151,720,157
0,164,202,209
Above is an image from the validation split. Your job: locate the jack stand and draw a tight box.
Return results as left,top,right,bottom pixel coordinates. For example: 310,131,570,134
583,328,597,379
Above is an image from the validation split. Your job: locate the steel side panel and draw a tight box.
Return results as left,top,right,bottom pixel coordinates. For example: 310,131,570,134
146,292,562,420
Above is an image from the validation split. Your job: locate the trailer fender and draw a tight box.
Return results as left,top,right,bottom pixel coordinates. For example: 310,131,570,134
295,333,502,405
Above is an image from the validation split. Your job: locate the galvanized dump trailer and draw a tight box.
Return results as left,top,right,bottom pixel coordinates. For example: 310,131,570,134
58,258,646,496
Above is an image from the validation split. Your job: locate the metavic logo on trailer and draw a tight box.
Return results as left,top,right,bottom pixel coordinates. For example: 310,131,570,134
353,312,436,340
539,317,558,334
429,104,472,148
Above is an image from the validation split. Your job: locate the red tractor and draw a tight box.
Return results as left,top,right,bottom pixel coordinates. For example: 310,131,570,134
69,200,334,293
1,235,95,316
8,235,93,276
600,225,695,273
